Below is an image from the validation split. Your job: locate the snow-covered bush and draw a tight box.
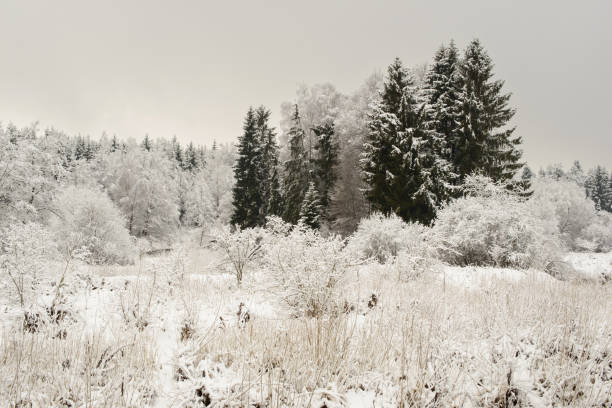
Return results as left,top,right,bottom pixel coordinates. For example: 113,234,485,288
262,218,350,317
433,175,562,269
50,186,134,264
100,149,179,241
0,125,65,227
529,178,596,250
347,212,434,263
0,223,55,309
580,212,612,252
212,226,264,285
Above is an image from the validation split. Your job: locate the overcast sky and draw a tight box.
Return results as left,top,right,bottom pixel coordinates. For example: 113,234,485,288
1,0,611,170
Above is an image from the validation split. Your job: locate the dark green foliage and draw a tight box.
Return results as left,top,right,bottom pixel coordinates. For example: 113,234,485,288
183,142,200,171
231,107,264,228
141,134,152,151
299,182,322,229
174,143,184,168
423,41,462,168
73,136,97,161
361,57,434,224
521,166,534,181
420,41,462,212
454,39,523,183
255,106,283,223
283,105,309,224
311,122,339,215
586,166,611,212
110,135,119,152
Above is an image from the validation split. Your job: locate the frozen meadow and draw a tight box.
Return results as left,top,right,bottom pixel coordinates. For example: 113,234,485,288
2,31,612,408
1,234,611,407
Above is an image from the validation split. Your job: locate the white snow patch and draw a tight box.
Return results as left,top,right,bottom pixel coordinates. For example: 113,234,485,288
564,251,612,280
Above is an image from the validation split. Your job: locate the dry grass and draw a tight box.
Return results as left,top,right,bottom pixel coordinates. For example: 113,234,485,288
0,250,610,407
0,323,158,407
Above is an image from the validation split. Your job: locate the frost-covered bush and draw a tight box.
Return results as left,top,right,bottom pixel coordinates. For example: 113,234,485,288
212,226,264,285
50,186,134,264
347,212,434,263
529,178,596,250
433,175,562,269
100,149,179,241
0,223,55,309
262,218,350,317
580,212,612,252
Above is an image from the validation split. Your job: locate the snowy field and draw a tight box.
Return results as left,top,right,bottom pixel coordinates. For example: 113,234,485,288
1,245,610,408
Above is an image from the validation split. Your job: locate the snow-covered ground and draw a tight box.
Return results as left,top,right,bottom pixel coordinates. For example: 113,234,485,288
565,251,612,281
1,247,611,407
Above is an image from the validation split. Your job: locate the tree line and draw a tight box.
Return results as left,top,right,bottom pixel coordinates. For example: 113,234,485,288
232,39,526,229
534,161,612,213
0,124,235,243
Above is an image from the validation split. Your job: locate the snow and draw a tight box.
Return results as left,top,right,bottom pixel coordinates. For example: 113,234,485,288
439,265,554,290
564,251,612,280
1,248,611,407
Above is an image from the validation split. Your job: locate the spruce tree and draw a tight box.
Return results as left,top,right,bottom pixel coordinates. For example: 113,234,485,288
231,108,264,228
141,134,152,151
586,166,611,212
423,41,462,165
455,39,523,183
197,146,206,169
174,141,184,169
299,182,322,229
521,166,534,182
312,122,339,215
419,41,462,214
282,105,309,224
254,106,283,223
361,57,432,223
110,135,119,152
74,136,86,160
84,138,96,160
184,142,199,171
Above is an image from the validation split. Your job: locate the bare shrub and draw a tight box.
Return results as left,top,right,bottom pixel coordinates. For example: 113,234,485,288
212,226,263,285
262,219,350,317
0,223,55,309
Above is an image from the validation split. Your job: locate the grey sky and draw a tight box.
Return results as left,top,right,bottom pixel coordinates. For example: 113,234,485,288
1,0,611,170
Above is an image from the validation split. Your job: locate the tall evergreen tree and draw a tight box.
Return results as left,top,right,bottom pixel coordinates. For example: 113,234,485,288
299,182,322,229
282,105,309,224
423,41,462,165
231,108,264,228
110,135,119,152
586,166,611,212
84,138,96,160
521,166,534,182
74,136,87,160
419,41,462,213
141,134,152,151
361,57,433,223
255,106,283,223
312,122,339,215
455,39,523,183
184,142,199,171
174,141,184,169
